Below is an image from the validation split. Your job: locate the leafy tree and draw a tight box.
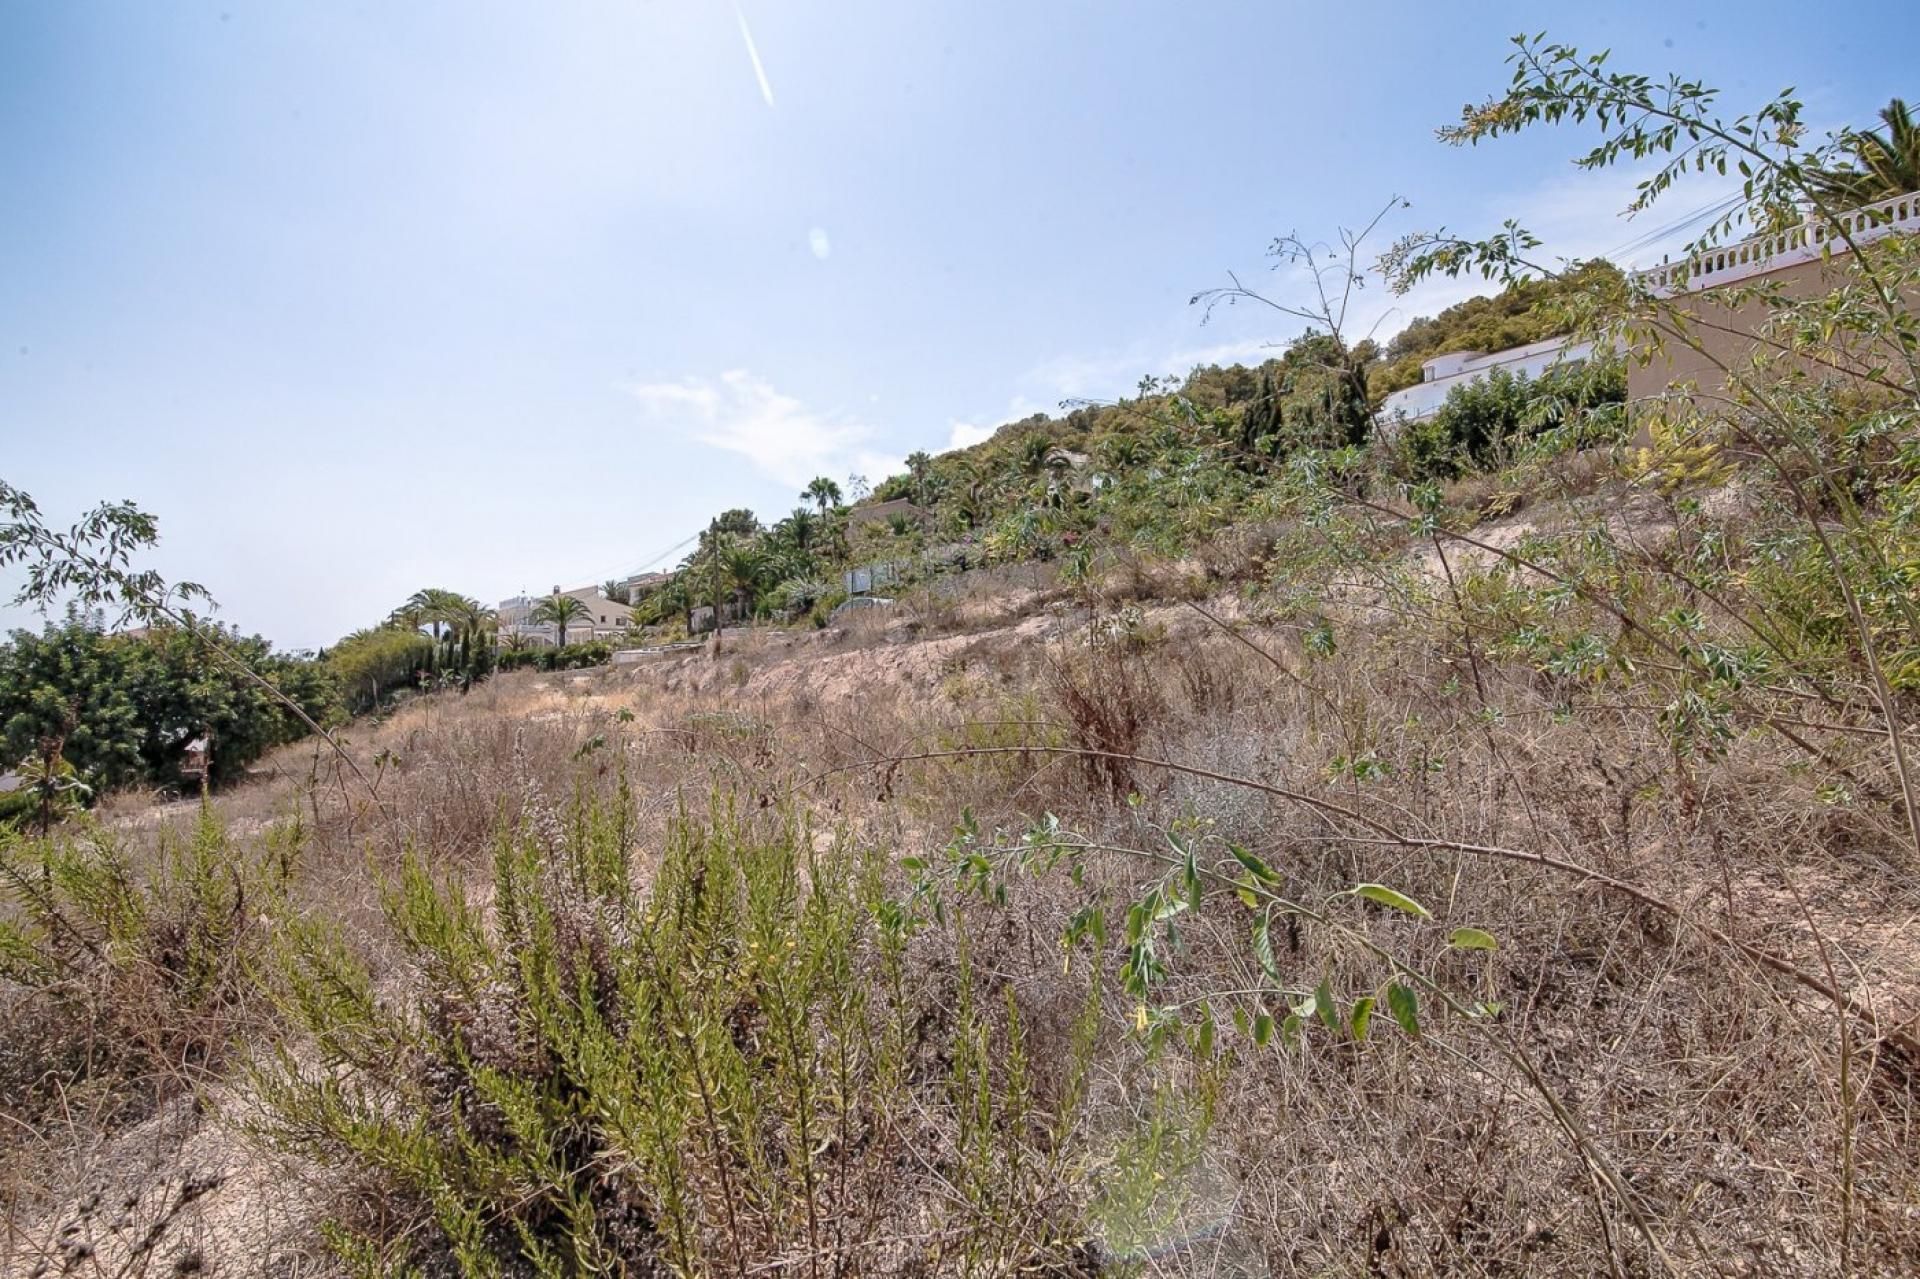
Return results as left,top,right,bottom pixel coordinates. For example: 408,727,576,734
529,594,593,648
0,616,336,795
323,626,434,714
0,615,143,793
707,508,764,541
1232,331,1375,463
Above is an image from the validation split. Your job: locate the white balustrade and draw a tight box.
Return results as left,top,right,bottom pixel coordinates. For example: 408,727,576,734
1631,190,1919,297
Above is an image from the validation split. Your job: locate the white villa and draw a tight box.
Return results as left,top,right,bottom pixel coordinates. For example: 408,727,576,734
1379,335,1600,427
497,585,631,647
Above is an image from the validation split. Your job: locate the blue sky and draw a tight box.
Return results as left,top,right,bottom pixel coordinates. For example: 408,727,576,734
2,1,1914,649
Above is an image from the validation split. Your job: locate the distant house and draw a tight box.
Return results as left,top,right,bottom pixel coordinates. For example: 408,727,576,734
1379,335,1600,429
497,585,631,647
621,571,671,606
847,498,930,531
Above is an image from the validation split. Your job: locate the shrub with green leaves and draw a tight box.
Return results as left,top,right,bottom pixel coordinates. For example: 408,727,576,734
254,787,1111,1276
0,807,288,1133
1393,355,1627,482
0,614,339,794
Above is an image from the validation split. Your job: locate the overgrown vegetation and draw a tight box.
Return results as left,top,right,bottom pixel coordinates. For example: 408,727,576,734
0,613,335,793
0,807,288,1136
3,39,1920,1279
251,787,1196,1276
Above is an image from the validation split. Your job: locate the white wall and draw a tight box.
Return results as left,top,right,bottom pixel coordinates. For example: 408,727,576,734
1380,336,1597,428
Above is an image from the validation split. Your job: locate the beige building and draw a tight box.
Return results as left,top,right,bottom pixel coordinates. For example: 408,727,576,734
1627,189,1919,405
847,497,930,530
621,571,670,605
497,585,631,647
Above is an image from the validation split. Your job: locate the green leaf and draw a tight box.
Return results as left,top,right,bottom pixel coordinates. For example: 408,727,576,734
1350,995,1376,1041
1352,883,1431,918
1231,1006,1250,1037
1449,927,1499,951
1064,905,1105,947
1196,1002,1215,1058
1252,1010,1274,1046
1312,979,1339,1032
1228,842,1279,885
1251,916,1280,982
1387,983,1420,1037
899,856,926,871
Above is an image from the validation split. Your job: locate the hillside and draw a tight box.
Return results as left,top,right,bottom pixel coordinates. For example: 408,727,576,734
9,424,1920,1272
6,43,1920,1279
608,268,1628,648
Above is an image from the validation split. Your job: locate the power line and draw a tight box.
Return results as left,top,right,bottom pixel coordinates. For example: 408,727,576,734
1602,188,1748,263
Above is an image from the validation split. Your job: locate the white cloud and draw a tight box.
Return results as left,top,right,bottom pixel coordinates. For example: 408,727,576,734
808,227,832,260
942,394,1050,453
945,420,996,450
628,369,881,488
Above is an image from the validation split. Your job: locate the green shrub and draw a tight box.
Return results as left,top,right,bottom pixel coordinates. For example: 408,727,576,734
0,617,338,793
1393,354,1628,483
254,789,1103,1276
0,787,35,829
0,808,287,1133
494,643,615,674
809,589,849,627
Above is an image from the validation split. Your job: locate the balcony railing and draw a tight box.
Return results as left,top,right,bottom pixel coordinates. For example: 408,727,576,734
1632,189,1920,297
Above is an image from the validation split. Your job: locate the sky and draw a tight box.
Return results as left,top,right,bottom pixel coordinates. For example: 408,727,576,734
2,0,1915,650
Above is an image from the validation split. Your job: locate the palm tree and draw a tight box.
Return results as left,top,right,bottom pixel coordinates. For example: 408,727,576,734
802,476,843,515
449,597,492,637
720,542,767,618
393,588,474,640
905,450,933,504
529,593,592,648
1809,98,1920,207
776,506,819,553
683,539,736,652
634,573,690,631
387,600,428,634
1013,434,1052,476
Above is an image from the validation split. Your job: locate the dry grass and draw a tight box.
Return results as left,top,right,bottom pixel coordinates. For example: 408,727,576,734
7,483,1920,1273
